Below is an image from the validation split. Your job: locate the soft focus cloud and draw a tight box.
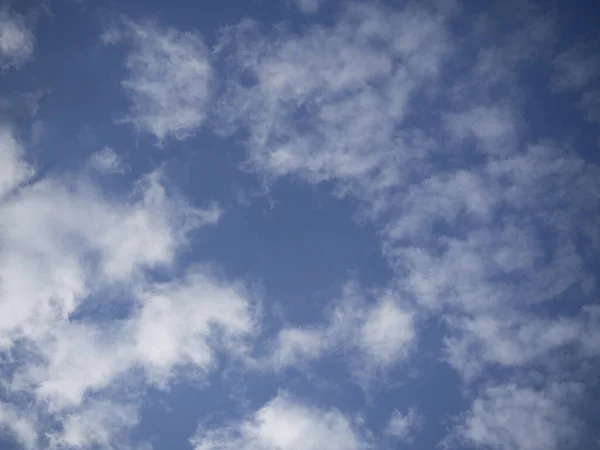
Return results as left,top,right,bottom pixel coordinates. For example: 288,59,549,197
0,126,34,200
0,124,254,447
191,392,370,450
447,383,584,450
0,9,34,70
288,0,325,14
104,18,213,141
1,0,600,448
552,43,600,124
270,283,415,373
213,2,600,448
215,2,450,196
89,147,126,174
386,408,421,442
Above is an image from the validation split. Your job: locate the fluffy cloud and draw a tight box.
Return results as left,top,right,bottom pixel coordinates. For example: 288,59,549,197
213,2,600,446
48,401,139,450
0,9,35,70
444,307,600,381
0,126,255,447
215,2,450,195
3,1,600,448
104,18,213,141
448,383,584,450
270,284,415,372
191,392,370,450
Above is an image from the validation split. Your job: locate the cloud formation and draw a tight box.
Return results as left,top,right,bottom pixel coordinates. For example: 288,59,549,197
214,2,600,448
447,383,584,450
1,0,600,449
0,8,34,70
191,392,369,450
104,18,213,141
0,126,254,447
270,283,415,373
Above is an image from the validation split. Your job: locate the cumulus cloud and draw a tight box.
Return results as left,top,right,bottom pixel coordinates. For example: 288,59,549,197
191,392,370,450
3,0,600,448
447,383,584,450
270,284,415,373
105,17,213,141
215,2,450,195
213,2,600,446
0,125,254,446
0,8,35,70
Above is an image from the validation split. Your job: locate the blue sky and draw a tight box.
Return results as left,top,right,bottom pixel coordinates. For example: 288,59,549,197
0,0,599,449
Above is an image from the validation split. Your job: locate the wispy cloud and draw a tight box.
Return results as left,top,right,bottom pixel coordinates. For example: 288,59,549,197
446,382,584,450
288,0,326,14
0,8,35,70
386,407,421,442
2,0,600,448
270,283,415,373
0,126,34,200
104,17,213,142
212,2,600,448
89,147,127,174
215,2,450,195
552,42,600,125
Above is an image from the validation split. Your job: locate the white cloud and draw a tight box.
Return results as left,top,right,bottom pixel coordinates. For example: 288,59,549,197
89,147,126,174
0,126,34,200
445,105,518,155
216,3,450,192
271,283,415,372
0,403,38,450
7,265,255,414
212,7,600,447
0,9,35,70
271,327,328,370
0,123,254,446
449,383,584,450
0,167,210,349
444,307,600,380
386,408,421,441
48,401,139,450
105,18,212,141
191,392,370,450
358,297,414,368
2,2,598,448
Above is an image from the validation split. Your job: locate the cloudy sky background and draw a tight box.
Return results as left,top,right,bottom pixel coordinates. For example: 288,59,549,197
1,0,599,449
